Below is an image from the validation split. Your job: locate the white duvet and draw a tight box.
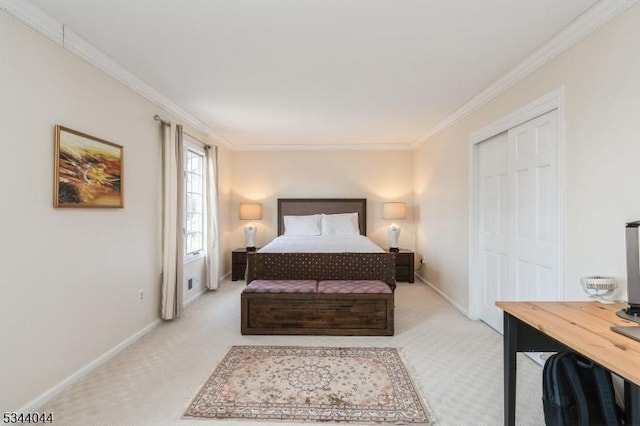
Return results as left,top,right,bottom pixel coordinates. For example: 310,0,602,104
258,235,384,253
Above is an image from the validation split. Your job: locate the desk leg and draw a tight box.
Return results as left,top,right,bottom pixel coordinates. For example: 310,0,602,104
625,381,640,426
504,313,517,426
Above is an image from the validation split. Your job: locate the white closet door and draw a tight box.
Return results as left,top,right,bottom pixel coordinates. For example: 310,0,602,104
478,132,510,331
509,110,560,302
478,110,559,332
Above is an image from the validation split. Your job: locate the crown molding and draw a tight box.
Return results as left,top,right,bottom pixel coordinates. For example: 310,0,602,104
412,0,640,148
61,28,209,134
0,0,62,43
5,0,636,152
469,87,564,145
205,129,234,149
232,142,414,151
0,0,233,149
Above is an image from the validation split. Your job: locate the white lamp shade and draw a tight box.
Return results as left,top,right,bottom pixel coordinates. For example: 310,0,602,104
239,203,262,220
382,202,407,220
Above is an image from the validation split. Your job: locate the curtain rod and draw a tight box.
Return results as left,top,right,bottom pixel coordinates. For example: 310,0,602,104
155,114,212,149
153,114,171,126
184,130,210,148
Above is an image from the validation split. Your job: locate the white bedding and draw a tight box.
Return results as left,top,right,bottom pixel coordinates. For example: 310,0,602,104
258,235,384,253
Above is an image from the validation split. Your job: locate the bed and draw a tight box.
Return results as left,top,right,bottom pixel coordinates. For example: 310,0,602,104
241,198,396,336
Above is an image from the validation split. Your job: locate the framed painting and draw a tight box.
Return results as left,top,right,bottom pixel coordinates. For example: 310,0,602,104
54,125,124,208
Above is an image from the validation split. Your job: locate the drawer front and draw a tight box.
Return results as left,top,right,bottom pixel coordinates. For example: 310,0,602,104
232,253,247,281
395,254,411,266
232,268,246,280
247,299,389,329
234,253,247,264
396,266,410,281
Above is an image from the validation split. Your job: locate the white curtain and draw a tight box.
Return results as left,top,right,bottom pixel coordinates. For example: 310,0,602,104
160,123,184,320
205,145,220,290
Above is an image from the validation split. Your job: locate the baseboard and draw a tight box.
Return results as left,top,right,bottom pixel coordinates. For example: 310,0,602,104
17,318,161,413
415,273,469,317
185,272,232,305
184,287,207,306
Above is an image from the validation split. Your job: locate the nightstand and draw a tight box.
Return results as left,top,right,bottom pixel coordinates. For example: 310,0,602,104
391,249,415,283
232,248,257,281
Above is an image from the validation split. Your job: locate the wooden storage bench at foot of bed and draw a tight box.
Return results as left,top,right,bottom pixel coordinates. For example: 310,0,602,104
240,280,394,336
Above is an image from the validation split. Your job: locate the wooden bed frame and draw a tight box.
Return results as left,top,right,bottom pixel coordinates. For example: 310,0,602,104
241,198,396,336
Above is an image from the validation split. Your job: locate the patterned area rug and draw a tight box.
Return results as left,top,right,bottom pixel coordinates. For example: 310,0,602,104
185,346,434,424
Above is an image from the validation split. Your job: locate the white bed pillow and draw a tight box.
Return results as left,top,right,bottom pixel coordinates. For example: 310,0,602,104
321,212,360,236
283,214,322,236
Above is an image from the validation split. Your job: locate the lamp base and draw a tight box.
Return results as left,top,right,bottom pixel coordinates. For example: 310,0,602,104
244,224,257,249
246,246,257,252
389,247,399,252
387,224,401,252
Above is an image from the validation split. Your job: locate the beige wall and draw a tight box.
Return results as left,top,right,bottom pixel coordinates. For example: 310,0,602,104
231,150,415,251
0,12,230,410
414,4,640,311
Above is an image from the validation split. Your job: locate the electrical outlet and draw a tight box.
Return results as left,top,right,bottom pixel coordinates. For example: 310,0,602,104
138,289,144,303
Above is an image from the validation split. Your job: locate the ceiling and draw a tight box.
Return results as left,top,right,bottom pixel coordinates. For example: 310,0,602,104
29,0,600,149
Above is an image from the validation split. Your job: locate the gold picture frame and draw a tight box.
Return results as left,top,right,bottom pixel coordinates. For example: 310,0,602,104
54,125,124,208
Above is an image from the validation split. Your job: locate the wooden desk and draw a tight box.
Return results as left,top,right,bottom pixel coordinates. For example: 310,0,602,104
496,301,640,426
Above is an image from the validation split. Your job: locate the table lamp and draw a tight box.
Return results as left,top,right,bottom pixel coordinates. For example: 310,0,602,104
382,202,406,252
239,203,262,251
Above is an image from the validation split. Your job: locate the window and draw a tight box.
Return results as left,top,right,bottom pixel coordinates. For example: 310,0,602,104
185,145,205,256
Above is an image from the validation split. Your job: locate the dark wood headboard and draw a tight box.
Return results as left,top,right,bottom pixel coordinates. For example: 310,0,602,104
277,198,367,236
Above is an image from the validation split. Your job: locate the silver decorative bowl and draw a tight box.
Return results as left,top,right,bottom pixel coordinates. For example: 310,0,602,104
580,276,618,302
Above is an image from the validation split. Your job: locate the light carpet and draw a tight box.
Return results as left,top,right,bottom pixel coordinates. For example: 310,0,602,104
184,345,433,424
